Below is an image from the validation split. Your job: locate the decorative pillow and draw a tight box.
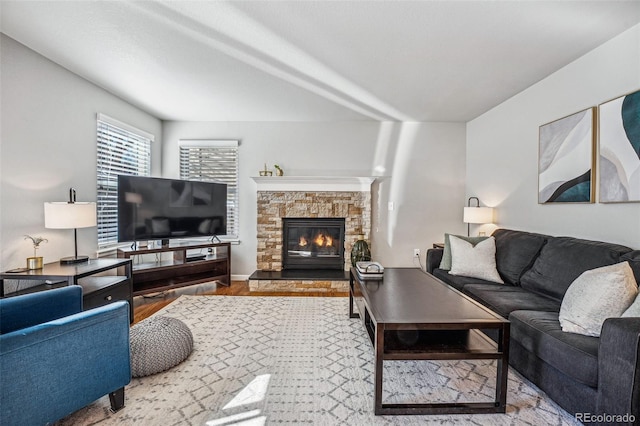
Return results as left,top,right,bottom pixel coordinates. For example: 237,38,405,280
622,293,640,317
448,236,504,283
559,262,638,336
439,233,489,271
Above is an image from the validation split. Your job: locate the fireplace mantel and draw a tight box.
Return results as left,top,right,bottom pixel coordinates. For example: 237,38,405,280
251,176,376,192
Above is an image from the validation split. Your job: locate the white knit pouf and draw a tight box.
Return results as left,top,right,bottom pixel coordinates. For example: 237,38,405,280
130,316,193,378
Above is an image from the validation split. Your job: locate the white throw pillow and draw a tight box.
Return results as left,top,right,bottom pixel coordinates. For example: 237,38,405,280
622,293,640,317
449,235,504,283
560,262,638,337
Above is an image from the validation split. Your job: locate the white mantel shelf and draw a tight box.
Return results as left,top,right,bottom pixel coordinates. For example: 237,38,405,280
251,176,376,192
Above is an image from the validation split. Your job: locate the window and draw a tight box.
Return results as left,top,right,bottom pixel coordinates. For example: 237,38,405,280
179,140,239,239
96,113,152,248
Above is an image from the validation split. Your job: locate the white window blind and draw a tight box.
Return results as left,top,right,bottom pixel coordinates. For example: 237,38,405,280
179,140,239,238
97,114,152,248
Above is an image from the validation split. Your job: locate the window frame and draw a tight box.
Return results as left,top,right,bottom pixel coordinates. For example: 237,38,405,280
96,113,153,249
178,139,239,240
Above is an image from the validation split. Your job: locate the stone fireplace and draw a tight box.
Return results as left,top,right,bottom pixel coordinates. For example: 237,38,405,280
250,176,373,292
282,217,345,270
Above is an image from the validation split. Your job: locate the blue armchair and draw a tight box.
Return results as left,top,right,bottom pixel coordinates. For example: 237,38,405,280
1,286,131,425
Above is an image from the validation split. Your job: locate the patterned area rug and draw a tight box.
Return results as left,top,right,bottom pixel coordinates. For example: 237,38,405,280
58,296,580,425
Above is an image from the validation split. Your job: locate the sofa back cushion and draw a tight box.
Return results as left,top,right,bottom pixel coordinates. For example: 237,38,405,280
519,236,632,301
491,228,547,285
621,250,640,285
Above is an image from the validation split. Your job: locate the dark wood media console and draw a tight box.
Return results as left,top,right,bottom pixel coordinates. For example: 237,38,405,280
117,241,230,296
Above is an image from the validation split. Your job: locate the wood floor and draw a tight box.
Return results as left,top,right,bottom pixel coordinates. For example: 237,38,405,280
133,280,348,324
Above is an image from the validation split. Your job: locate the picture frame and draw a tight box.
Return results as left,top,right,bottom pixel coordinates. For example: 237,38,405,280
598,89,640,203
538,107,596,203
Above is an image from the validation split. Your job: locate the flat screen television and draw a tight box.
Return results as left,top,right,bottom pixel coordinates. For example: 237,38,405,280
117,175,227,243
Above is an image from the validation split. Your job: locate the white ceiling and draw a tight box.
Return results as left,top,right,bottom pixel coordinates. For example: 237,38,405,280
2,1,640,122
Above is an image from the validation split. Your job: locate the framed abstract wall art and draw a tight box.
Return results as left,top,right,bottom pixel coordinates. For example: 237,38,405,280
538,107,596,203
598,89,640,203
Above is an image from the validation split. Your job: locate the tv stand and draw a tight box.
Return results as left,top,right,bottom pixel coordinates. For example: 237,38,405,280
117,241,230,296
186,254,206,262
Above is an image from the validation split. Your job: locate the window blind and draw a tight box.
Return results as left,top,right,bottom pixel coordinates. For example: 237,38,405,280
96,114,152,248
179,140,239,238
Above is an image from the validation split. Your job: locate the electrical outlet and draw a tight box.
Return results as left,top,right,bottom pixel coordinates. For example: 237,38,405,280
413,248,420,257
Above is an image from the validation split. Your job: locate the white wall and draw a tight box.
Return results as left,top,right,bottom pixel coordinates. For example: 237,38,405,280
0,34,466,276
162,121,466,276
467,24,640,248
0,35,163,271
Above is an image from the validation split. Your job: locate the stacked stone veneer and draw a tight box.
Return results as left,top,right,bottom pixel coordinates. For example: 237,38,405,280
256,191,371,271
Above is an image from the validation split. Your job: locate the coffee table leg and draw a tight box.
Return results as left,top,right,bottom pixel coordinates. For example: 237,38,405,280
374,322,384,414
495,324,510,412
349,271,359,319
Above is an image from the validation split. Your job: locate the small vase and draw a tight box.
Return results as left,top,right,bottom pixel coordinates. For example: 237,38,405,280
26,256,43,270
350,234,371,267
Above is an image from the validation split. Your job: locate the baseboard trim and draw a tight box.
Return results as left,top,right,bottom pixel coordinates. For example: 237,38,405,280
232,274,250,281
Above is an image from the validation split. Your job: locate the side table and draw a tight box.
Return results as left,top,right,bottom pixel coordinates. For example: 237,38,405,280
0,258,133,323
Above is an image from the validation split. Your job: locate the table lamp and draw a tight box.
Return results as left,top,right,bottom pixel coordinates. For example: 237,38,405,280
45,188,97,264
463,197,494,236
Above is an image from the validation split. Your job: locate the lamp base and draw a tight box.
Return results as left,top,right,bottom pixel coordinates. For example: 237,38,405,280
60,255,90,265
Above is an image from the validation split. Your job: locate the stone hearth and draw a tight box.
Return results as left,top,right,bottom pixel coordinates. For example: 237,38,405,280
250,176,374,292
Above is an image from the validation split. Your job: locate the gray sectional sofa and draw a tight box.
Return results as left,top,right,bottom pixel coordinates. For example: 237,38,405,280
427,228,640,425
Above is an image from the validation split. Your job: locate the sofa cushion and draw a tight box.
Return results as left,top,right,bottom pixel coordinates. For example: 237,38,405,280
439,233,488,271
431,269,501,292
509,310,599,388
492,228,547,285
559,262,638,337
622,251,640,317
463,284,561,318
519,236,632,301
449,236,503,283
621,250,640,285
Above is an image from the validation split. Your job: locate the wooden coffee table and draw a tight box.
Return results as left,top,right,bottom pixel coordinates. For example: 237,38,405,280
349,267,510,415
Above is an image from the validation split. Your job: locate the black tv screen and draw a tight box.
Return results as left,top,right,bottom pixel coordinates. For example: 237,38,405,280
117,175,227,242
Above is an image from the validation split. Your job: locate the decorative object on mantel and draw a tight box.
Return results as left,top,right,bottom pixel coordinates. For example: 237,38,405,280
598,89,640,203
463,197,494,236
538,107,596,203
350,234,371,267
259,163,273,177
274,164,284,176
44,188,97,264
24,235,47,270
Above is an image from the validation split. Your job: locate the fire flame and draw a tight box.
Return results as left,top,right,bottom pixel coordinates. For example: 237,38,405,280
298,232,334,248
313,233,333,247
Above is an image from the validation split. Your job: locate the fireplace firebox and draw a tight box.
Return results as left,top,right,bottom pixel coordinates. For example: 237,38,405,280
282,218,345,270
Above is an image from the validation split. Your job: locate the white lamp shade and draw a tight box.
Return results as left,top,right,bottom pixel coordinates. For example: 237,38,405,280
463,206,494,224
45,202,97,229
